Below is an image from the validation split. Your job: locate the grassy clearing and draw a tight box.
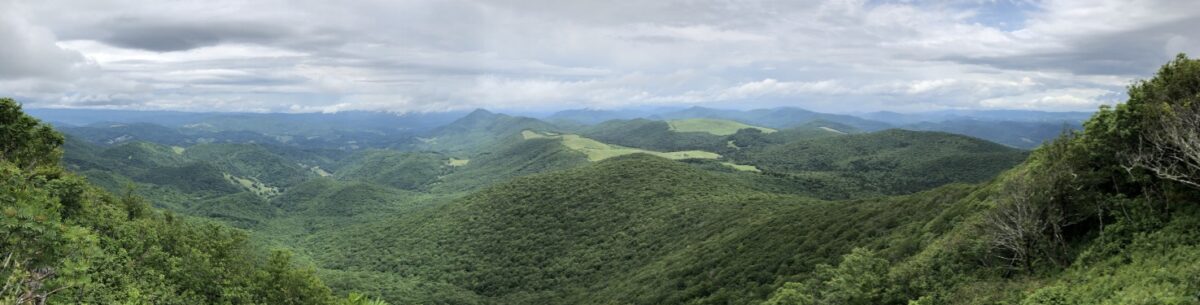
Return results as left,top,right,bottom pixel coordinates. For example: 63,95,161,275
223,173,282,198
447,158,470,166
171,146,186,154
720,162,761,172
818,126,847,134
524,130,720,161
311,166,332,177
667,118,776,136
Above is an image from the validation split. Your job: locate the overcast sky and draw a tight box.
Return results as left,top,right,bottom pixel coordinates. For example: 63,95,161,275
1,0,1198,113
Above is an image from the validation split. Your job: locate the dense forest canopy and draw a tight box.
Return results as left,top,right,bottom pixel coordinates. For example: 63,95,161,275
0,98,388,305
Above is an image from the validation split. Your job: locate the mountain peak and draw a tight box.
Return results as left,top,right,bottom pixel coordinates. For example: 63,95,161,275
465,108,495,117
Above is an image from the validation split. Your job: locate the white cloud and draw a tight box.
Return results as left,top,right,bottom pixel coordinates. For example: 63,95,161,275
2,0,1195,112
0,2,90,80
718,79,846,99
978,87,1118,110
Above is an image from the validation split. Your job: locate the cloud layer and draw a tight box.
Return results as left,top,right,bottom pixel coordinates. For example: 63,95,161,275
1,0,1197,113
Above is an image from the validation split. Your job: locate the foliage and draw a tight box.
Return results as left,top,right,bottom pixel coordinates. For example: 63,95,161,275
335,150,450,190
581,119,727,152
0,98,64,172
1,98,351,304
422,109,560,153
729,129,1028,198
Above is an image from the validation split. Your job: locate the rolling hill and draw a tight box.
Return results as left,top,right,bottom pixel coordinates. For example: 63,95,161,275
422,109,561,153
657,106,893,131
728,129,1029,198
901,119,1078,149
295,154,983,305
522,130,720,161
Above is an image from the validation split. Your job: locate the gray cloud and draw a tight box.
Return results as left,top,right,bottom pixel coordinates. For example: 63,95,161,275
1,0,1195,113
98,17,292,52
0,2,88,80
940,4,1200,76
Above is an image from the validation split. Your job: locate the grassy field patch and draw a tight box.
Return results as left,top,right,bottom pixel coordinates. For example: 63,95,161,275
720,162,761,172
818,126,847,134
223,173,282,198
524,130,720,161
447,158,470,166
667,118,776,135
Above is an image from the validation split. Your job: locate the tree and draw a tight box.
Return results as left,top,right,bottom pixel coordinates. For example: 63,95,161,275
759,283,813,305
761,248,890,305
0,98,64,172
1122,54,1200,189
1126,97,1200,189
818,247,890,305
984,172,1056,271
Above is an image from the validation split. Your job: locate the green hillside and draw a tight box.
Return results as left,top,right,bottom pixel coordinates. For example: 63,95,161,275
291,154,979,305
183,143,314,188
0,98,365,304
422,109,560,153
581,119,727,152
334,151,450,190
729,129,1028,198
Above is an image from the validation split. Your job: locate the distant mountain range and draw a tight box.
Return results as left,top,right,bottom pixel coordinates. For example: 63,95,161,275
30,105,1090,150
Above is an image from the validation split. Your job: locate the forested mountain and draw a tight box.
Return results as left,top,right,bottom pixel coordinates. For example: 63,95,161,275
30,108,466,136
726,129,1028,198
6,56,1199,305
0,98,387,304
656,106,893,131
546,106,1083,150
420,109,561,153
901,119,1078,149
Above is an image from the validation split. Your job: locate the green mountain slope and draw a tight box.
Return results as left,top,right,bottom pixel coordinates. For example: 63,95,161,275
581,119,726,152
294,154,981,305
902,119,1077,149
183,143,314,188
0,98,362,304
434,137,590,192
334,151,450,190
423,109,560,153
730,129,1028,198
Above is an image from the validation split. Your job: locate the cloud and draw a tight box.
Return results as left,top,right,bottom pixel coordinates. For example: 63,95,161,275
0,2,89,80
1,0,1193,113
97,17,292,52
717,79,846,99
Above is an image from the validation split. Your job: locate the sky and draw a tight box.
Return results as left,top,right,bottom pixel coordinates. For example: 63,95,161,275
1,0,1198,113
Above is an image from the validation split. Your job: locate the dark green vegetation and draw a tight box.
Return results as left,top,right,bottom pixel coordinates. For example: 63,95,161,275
421,109,561,153
726,129,1029,198
8,56,1199,305
0,98,391,304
